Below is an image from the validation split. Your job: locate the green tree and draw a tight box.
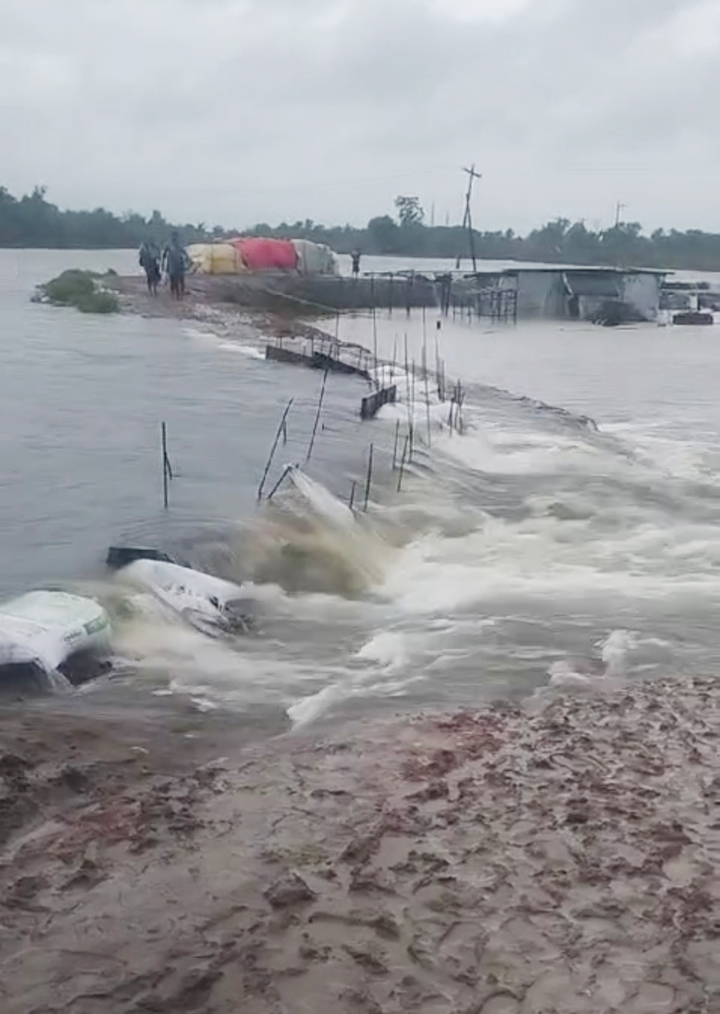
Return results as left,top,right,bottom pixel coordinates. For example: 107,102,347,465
367,215,400,253
394,196,424,228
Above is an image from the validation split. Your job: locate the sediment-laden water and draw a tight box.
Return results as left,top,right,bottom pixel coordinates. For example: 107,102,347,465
3,248,720,729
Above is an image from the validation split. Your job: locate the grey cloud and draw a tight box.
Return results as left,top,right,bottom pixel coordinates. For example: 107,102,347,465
1,0,720,231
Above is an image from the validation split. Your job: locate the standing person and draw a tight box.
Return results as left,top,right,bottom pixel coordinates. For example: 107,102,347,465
138,240,161,295
163,231,190,300
351,250,361,278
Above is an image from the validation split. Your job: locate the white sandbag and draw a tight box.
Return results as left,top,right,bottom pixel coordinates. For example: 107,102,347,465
118,560,248,634
291,239,339,276
287,466,354,529
0,591,110,673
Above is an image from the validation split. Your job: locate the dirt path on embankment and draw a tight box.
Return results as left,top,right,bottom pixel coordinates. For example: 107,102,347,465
107,273,339,348
2,676,720,1013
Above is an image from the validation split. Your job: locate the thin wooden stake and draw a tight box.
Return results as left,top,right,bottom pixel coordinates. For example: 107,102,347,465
425,374,432,447
363,443,374,512
161,421,172,510
397,435,409,492
257,398,294,501
392,419,400,469
372,301,379,388
404,332,413,452
267,464,293,501
348,480,357,512
306,369,328,463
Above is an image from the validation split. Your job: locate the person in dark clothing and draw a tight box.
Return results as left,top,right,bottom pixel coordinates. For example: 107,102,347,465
351,250,361,277
138,241,161,295
163,231,190,299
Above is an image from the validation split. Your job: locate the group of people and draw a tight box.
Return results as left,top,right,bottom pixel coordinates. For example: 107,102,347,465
138,231,190,299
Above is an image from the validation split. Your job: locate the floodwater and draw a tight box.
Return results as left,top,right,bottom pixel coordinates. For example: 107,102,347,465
3,248,720,728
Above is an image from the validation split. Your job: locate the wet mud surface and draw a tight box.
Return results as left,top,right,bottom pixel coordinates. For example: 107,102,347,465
2,677,720,1013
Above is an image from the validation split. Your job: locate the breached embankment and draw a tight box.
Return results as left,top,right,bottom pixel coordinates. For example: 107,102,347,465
2,674,719,1013
19,268,720,1011
107,270,436,322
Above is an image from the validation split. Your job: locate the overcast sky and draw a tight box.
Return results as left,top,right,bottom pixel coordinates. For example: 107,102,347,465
1,0,719,233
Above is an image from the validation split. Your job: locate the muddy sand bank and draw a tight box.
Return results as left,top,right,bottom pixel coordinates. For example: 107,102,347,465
2,676,720,1014
107,274,353,339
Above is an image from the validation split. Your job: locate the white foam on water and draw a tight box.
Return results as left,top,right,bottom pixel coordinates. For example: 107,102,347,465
115,608,353,712
355,630,409,672
217,342,265,359
286,627,428,727
599,629,638,677
378,510,720,617
547,661,596,688
287,683,348,727
547,628,669,690
435,419,610,477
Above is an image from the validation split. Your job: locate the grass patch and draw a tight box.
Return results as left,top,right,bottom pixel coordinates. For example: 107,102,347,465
37,269,120,314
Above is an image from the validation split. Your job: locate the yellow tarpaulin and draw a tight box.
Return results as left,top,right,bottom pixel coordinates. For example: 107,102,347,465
187,243,246,274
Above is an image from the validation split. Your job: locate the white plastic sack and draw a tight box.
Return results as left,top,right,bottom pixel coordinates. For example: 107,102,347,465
0,591,110,673
118,560,246,633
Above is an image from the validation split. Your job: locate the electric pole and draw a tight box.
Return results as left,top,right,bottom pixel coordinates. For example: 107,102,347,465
456,164,482,272
614,201,626,229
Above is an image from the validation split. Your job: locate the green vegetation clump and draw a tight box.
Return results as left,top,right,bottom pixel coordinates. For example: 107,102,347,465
39,269,120,314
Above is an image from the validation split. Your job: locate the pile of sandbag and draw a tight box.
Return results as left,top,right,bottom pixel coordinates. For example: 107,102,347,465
187,237,339,276
187,243,245,275
292,239,338,276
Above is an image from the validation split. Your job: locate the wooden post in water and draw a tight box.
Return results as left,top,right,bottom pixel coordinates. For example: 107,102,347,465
266,464,293,501
348,480,357,512
392,419,400,469
306,369,329,463
257,398,294,501
404,332,413,454
363,443,374,512
372,299,379,388
425,372,432,447
161,422,172,510
397,435,409,492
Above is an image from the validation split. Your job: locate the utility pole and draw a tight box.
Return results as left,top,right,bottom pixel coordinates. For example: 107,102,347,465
456,164,482,272
614,201,626,229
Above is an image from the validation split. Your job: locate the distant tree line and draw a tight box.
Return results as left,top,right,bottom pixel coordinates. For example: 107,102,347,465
4,185,720,272
0,186,223,250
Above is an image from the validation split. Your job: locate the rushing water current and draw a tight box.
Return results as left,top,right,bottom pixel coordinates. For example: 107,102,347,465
3,248,720,727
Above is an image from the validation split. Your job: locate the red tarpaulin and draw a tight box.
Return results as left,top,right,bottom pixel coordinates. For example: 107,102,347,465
232,237,298,272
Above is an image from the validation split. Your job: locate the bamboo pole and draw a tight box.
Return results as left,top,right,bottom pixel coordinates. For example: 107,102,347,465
425,371,432,447
305,369,328,463
267,464,293,501
257,398,294,501
397,435,409,492
161,422,171,510
372,301,379,389
392,418,400,469
363,443,374,512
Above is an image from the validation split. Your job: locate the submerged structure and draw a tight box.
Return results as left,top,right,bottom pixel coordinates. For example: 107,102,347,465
450,266,666,323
